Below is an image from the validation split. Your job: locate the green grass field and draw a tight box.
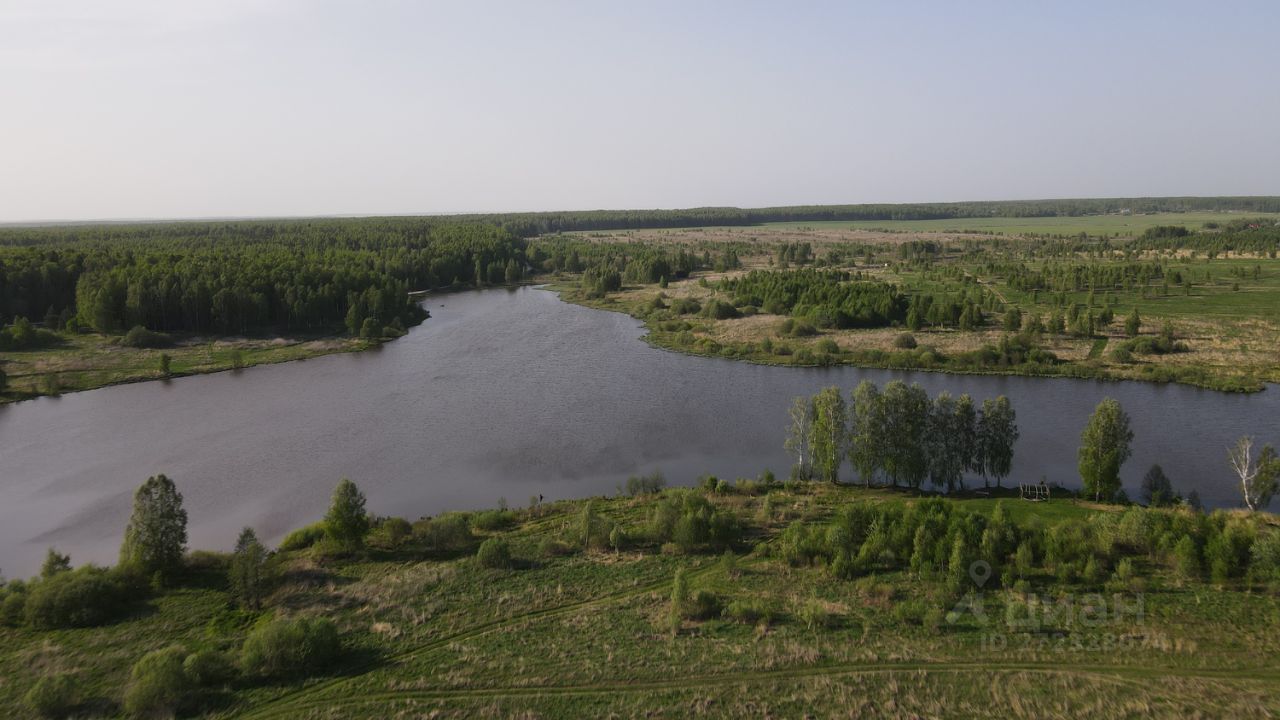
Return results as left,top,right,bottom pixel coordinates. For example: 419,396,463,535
4,484,1278,718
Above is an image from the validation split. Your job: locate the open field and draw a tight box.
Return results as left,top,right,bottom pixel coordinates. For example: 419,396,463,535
541,212,1280,392
3,483,1278,718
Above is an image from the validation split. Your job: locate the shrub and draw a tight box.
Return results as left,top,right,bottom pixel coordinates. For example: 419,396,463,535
723,598,774,625
412,512,475,553
701,299,740,320
240,616,341,678
124,647,193,718
24,566,136,629
624,471,666,496
476,538,513,569
183,648,235,686
687,590,721,620
537,537,574,557
278,521,327,551
816,338,840,354
472,510,516,531
24,674,77,719
1,590,26,626
121,325,173,348
797,597,837,630
368,517,412,549
894,333,918,349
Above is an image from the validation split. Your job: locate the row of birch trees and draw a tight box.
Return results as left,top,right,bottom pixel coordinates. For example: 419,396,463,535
785,380,1018,489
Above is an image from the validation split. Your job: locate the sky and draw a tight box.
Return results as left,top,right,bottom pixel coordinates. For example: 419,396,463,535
1,0,1278,222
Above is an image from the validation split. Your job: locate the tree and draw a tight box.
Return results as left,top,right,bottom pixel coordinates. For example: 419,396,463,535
783,396,814,479
229,528,269,611
1078,398,1134,502
977,396,1018,487
881,381,930,488
120,474,188,578
848,381,884,486
1228,436,1279,511
1124,308,1141,337
40,548,71,579
1139,464,1176,507
323,478,369,552
810,387,848,483
926,392,966,491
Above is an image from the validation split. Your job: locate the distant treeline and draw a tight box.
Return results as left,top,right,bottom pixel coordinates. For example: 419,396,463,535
0,219,526,336
473,197,1280,236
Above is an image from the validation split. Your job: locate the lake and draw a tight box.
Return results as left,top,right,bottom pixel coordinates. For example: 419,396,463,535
0,286,1274,576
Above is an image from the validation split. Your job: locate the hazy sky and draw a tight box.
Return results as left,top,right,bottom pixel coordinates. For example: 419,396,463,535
2,1,1278,221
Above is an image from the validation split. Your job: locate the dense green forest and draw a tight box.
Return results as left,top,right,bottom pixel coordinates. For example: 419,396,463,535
0,219,526,338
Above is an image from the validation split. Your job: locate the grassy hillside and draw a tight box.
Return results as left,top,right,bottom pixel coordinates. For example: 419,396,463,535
3,482,1278,718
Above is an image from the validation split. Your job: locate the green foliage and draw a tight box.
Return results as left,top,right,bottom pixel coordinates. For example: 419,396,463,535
230,527,270,611
471,509,516,531
182,649,235,687
240,616,341,679
23,674,77,719
476,538,513,569
278,521,327,551
624,471,666,496
121,325,172,348
40,548,71,579
412,513,475,553
119,474,189,579
23,566,137,629
323,478,369,553
1140,465,1178,507
123,646,193,718
0,219,516,337
1078,398,1134,502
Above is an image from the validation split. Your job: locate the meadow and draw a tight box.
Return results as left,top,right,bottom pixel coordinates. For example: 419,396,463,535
545,212,1280,392
3,480,1278,718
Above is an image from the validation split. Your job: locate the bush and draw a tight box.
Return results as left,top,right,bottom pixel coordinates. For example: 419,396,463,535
24,566,136,629
183,648,235,686
476,538,513,569
240,616,341,678
894,333,918,349
121,325,173,348
278,521,327,551
367,517,412,549
723,598,774,625
687,590,721,620
124,647,193,718
1,589,26,626
24,674,77,719
537,537,574,558
471,509,516,531
816,338,840,354
413,513,475,553
624,471,666,496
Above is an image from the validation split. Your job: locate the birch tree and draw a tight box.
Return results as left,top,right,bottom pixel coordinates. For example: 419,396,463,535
1229,436,1279,511
1078,398,1133,502
849,381,885,486
784,395,814,480
810,386,849,483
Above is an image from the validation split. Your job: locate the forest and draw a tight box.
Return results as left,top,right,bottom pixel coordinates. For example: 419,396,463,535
0,219,526,338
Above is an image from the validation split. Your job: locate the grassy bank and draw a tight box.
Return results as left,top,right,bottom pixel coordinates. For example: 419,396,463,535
2,481,1278,718
0,331,379,405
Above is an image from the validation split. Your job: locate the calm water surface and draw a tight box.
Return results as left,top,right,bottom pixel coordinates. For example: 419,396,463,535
1,287,1275,576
